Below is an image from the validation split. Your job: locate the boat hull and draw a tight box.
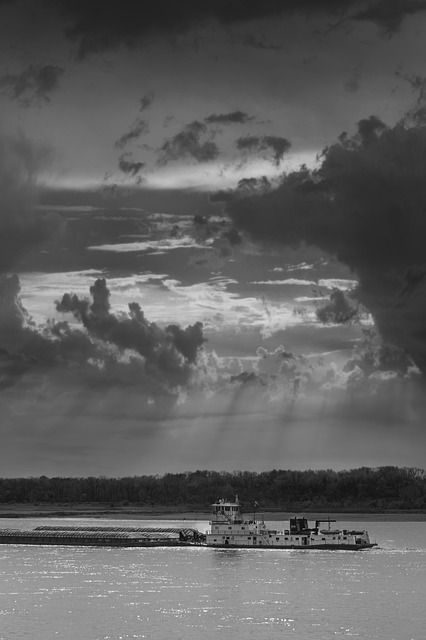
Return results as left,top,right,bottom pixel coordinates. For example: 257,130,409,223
207,542,377,550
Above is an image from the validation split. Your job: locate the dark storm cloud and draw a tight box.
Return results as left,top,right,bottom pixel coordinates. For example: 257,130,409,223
0,274,206,397
0,131,64,272
205,111,254,125
353,0,426,34
45,0,425,57
0,64,64,106
236,135,291,166
118,153,145,176
158,121,219,165
56,277,205,372
0,274,31,333
51,0,348,57
0,274,98,382
316,289,358,324
236,136,264,153
219,115,426,374
114,118,149,150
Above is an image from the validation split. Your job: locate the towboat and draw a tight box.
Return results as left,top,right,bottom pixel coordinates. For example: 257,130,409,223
205,497,377,550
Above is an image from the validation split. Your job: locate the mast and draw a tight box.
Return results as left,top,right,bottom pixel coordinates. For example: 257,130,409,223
253,500,259,522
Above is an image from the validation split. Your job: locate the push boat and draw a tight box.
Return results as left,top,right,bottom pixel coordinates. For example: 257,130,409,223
205,498,377,550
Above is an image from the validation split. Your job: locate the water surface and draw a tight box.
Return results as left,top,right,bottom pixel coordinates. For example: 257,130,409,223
0,518,424,640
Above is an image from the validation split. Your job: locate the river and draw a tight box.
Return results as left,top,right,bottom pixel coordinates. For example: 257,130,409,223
0,517,424,640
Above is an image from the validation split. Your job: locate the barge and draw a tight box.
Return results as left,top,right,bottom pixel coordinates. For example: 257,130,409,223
0,525,205,547
206,498,377,550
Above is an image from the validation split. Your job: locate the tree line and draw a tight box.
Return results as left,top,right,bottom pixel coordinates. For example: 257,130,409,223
0,467,425,511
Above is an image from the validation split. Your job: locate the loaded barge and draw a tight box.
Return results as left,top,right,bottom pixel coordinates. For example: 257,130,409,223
0,525,205,547
206,498,377,550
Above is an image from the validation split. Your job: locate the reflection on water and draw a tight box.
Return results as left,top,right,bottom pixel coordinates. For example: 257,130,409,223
0,519,425,640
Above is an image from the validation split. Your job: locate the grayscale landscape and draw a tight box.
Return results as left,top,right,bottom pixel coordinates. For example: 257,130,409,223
1,2,426,639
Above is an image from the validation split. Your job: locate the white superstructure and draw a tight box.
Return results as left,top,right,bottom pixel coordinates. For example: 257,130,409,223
205,497,376,550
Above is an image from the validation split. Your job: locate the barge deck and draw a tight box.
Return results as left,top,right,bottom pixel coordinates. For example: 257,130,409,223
0,525,205,547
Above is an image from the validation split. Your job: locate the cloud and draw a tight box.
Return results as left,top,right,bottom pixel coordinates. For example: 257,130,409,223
205,111,254,125
219,114,426,374
344,77,361,93
397,71,426,103
158,121,219,165
344,65,362,93
140,92,154,112
88,236,211,253
395,71,426,126
55,276,205,367
249,278,357,289
236,135,291,166
241,33,283,50
47,0,426,57
0,273,208,400
0,131,64,272
353,0,426,34
233,337,421,418
0,64,64,106
118,153,145,177
316,288,358,324
114,118,149,149
0,274,33,335
2,273,424,476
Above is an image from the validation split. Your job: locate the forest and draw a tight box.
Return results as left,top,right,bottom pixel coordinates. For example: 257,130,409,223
0,467,425,511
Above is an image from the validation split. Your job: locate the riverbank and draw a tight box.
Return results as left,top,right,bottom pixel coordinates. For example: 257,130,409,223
1,503,425,521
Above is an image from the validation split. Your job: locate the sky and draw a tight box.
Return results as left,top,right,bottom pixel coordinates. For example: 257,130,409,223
1,0,426,477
